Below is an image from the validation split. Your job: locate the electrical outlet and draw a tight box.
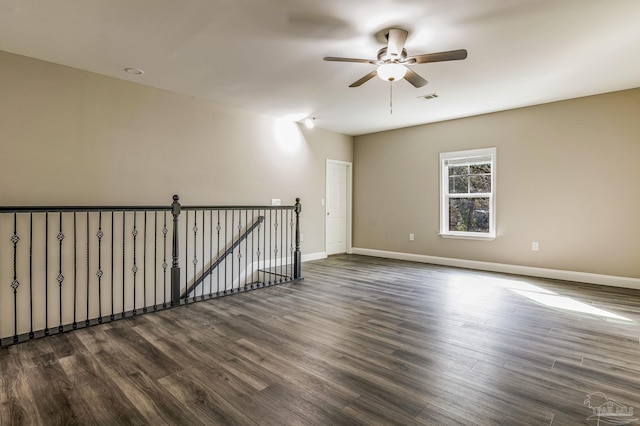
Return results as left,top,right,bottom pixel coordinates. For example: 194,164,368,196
409,233,415,241
300,234,304,242
532,242,539,251
271,199,281,206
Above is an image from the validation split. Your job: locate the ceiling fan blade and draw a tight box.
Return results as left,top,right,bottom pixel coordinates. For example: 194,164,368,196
407,49,468,64
386,29,408,58
404,68,428,88
324,56,378,64
349,70,378,87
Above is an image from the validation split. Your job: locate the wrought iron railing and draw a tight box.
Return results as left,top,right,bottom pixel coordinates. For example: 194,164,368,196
0,196,302,346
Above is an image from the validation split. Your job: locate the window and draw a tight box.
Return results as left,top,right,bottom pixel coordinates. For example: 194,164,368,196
440,148,496,239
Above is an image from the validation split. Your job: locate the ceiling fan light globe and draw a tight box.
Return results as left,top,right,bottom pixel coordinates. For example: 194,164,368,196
377,63,406,82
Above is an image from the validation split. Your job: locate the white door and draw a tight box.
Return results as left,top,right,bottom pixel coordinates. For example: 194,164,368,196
326,161,349,255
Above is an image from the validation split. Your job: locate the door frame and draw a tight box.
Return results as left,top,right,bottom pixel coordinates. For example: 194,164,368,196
325,159,353,255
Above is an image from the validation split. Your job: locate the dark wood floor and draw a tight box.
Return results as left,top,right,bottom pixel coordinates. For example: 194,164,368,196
2,255,640,425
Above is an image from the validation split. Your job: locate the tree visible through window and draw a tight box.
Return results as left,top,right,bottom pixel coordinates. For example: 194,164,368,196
440,148,496,239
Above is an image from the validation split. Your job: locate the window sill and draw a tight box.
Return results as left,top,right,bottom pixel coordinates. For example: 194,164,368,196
439,232,495,241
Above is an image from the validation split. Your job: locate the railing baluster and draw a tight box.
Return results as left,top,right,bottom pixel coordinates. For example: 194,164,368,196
71,212,76,329
280,208,284,282
132,211,138,316
192,211,198,301
86,212,90,327
263,209,266,286
231,209,234,293
143,211,147,313
162,211,168,308
273,209,277,285
273,210,278,283
201,209,205,300
57,212,64,333
45,212,49,336
251,209,255,289
251,209,260,289
110,211,115,321
261,211,264,284
29,213,34,339
277,209,280,282
154,211,158,311
268,210,272,285
209,209,213,297
97,212,103,323
224,210,228,294
237,210,241,291
276,209,280,282
284,209,288,280
257,209,261,286
11,213,20,343
216,210,221,296
264,209,267,286
279,209,287,282
122,210,126,318
245,210,248,289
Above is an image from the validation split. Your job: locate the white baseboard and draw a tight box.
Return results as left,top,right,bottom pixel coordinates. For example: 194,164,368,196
302,252,327,262
351,247,640,290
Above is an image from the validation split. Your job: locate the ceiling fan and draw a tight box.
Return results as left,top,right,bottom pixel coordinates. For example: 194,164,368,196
324,28,467,88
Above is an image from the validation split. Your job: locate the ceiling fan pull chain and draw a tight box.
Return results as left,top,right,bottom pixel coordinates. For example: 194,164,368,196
390,81,393,114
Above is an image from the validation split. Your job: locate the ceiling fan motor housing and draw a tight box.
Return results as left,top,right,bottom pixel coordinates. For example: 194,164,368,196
377,47,408,63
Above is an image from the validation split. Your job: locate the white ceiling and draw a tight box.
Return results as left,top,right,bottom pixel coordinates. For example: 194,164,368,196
1,0,639,136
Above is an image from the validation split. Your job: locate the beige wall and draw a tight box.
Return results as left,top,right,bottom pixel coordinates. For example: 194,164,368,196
0,50,353,256
353,88,640,279
3,47,638,281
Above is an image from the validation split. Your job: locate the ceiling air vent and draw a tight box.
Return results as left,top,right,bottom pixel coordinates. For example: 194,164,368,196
418,93,439,100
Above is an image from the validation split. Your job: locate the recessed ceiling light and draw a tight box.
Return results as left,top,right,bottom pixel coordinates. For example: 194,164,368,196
125,67,144,75
304,118,315,129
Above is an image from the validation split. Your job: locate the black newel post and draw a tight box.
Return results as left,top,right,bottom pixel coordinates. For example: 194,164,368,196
170,195,181,306
293,198,302,280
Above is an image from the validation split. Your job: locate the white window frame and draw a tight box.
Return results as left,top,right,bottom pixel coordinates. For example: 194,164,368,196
439,147,496,240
